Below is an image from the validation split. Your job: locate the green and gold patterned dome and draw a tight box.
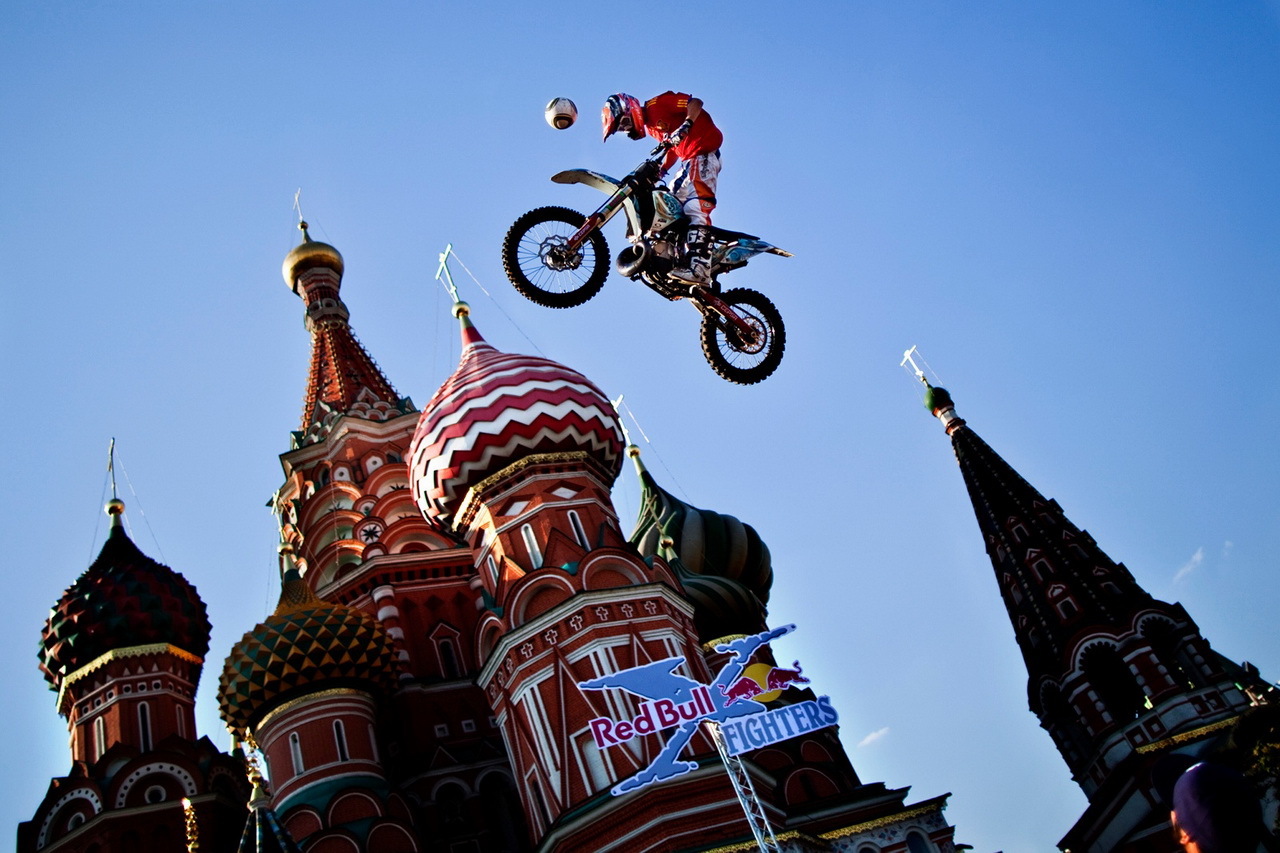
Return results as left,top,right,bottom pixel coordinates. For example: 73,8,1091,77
627,447,773,641
39,503,211,692
217,567,398,736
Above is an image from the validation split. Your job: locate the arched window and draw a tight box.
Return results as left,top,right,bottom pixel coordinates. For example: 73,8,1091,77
1041,686,1090,768
521,524,543,569
567,511,589,550
368,725,379,763
479,773,527,852
137,702,152,752
1143,620,1204,689
487,555,500,587
94,717,105,761
576,731,610,793
438,639,460,679
436,783,466,826
906,831,933,853
1081,645,1144,725
529,779,550,829
1003,572,1023,605
175,707,185,739
289,732,305,773
334,720,349,762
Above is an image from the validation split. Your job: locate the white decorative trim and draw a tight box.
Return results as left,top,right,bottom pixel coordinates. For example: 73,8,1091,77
114,762,197,808
36,788,101,849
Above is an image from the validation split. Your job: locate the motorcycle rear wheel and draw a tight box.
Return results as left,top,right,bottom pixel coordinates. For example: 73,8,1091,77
502,206,609,308
700,288,786,385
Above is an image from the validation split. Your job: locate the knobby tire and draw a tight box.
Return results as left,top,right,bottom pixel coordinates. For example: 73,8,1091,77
700,288,786,385
502,206,609,308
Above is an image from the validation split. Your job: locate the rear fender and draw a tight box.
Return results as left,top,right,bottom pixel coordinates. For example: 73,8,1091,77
718,238,794,265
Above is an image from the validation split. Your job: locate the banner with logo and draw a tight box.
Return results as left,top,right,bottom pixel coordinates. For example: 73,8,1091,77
577,625,838,796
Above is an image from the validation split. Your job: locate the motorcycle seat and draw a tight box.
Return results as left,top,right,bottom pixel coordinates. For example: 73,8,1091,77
706,225,761,242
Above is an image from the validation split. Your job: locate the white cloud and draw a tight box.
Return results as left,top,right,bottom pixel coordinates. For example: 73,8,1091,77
1221,540,1234,560
1173,547,1205,584
857,726,890,748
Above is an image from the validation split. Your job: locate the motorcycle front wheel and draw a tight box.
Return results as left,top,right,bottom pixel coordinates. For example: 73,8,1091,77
502,206,609,308
700,288,786,385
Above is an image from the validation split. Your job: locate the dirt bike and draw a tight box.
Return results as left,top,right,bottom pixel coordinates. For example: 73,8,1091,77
501,128,791,385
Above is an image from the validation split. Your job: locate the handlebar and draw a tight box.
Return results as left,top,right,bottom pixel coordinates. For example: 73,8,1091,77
647,119,694,157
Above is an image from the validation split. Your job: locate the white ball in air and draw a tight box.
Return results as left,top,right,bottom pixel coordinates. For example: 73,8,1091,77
545,98,577,130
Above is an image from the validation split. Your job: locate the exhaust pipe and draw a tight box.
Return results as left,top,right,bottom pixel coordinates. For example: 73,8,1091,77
615,243,648,278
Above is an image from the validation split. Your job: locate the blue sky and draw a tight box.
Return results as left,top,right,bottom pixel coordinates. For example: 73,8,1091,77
4,3,1278,850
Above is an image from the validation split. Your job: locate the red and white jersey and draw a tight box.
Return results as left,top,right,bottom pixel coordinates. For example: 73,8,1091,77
643,91,723,165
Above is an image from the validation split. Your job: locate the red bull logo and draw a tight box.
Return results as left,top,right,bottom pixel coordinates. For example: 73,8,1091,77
588,685,716,747
766,661,809,691
720,660,810,707
576,624,839,796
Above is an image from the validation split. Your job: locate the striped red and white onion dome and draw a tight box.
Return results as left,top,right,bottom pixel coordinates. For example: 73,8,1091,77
409,306,624,526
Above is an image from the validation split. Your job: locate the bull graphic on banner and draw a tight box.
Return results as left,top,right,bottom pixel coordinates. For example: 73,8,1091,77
577,624,838,796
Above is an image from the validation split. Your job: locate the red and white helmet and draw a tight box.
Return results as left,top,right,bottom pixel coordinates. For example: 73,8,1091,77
601,93,645,142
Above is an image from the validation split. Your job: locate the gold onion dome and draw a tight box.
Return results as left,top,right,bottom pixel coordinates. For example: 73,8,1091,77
216,568,398,736
281,221,344,290
39,502,211,692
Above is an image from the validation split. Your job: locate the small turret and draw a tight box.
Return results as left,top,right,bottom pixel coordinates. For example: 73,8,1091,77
279,221,411,445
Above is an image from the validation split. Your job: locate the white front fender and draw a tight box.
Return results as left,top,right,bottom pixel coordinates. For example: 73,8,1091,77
552,169,622,195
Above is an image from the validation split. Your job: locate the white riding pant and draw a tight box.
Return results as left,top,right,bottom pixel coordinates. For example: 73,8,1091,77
670,150,721,227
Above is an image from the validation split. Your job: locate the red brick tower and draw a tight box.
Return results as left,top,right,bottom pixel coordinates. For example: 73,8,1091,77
253,227,528,850
407,302,758,850
923,382,1274,852
20,499,250,853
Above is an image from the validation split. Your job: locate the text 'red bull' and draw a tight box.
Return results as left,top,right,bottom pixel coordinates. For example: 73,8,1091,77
588,685,716,748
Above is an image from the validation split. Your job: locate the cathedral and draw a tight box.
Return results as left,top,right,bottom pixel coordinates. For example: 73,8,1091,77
19,227,958,853
18,224,1275,852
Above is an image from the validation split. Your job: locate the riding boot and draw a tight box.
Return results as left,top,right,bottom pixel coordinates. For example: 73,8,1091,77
670,226,711,287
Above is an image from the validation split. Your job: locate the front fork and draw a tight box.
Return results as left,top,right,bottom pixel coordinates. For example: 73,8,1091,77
566,182,636,250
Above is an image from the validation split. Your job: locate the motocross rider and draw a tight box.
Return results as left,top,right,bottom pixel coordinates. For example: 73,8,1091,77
602,92,723,287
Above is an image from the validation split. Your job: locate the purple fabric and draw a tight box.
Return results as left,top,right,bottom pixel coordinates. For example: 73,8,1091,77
1173,762,1262,853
